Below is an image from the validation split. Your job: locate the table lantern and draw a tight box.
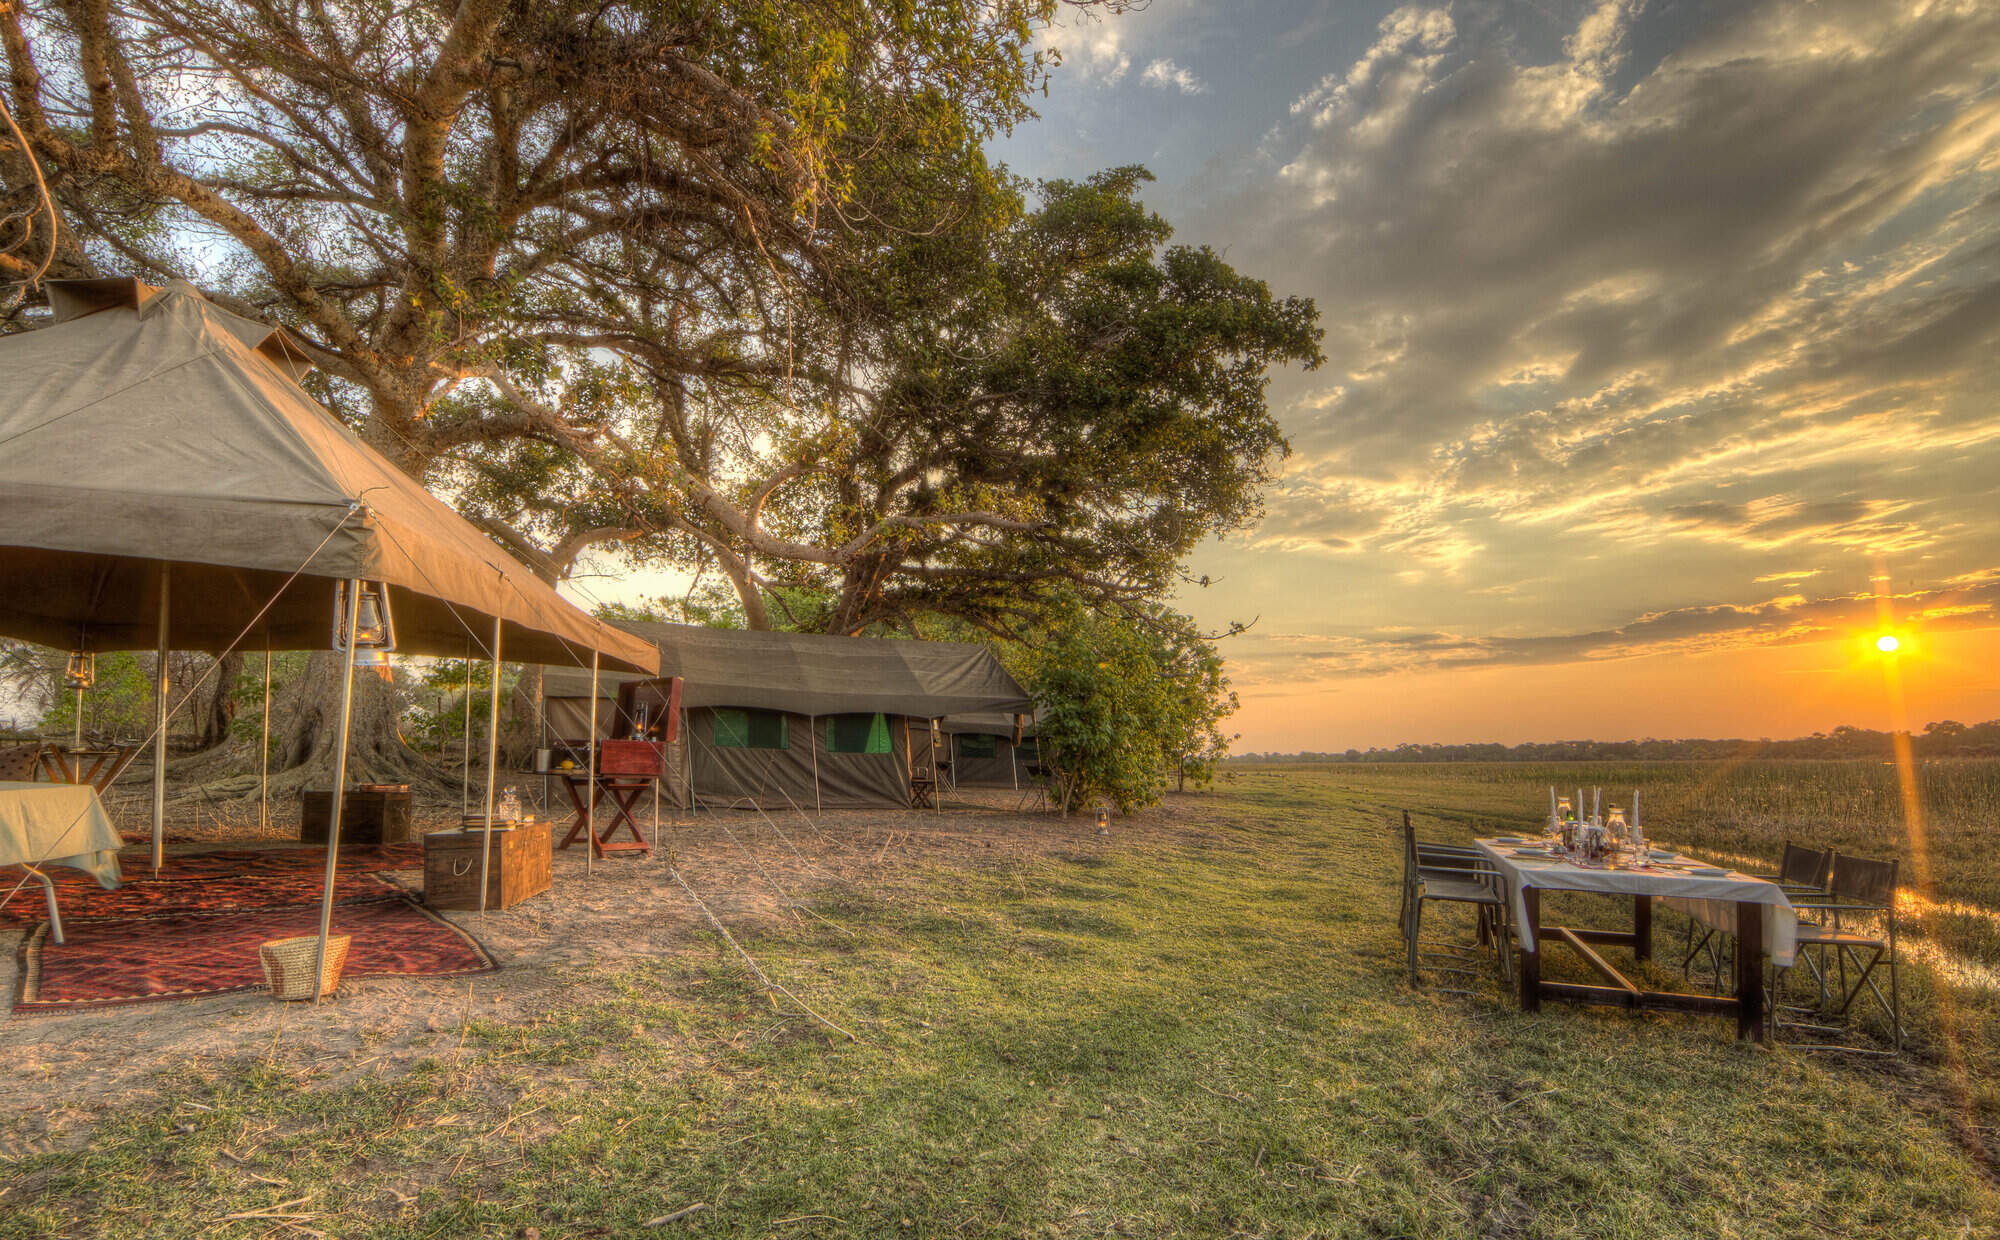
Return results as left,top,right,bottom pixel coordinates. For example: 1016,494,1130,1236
63,650,95,691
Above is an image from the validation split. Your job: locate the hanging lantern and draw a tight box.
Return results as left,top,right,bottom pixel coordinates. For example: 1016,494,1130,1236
63,650,95,691
331,581,397,653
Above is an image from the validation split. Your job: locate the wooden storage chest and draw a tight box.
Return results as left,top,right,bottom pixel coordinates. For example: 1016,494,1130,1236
422,821,552,911
597,739,665,777
300,786,413,845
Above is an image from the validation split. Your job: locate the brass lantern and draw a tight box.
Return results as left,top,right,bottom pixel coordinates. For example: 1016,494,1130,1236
331,580,397,654
63,650,95,691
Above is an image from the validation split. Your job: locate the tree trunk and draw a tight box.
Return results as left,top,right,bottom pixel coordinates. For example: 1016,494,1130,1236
715,545,771,630
271,651,437,791
188,651,242,750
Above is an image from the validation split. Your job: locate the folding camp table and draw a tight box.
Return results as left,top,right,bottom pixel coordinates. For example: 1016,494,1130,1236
555,771,654,858
556,740,662,858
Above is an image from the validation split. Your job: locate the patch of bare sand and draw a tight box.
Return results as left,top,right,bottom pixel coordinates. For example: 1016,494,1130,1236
0,786,1223,1157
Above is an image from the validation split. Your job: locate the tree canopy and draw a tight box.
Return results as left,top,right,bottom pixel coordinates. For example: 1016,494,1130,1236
5,2,1316,643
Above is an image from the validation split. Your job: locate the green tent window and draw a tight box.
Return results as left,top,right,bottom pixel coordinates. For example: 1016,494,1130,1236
714,708,788,750
825,713,892,755
956,733,999,759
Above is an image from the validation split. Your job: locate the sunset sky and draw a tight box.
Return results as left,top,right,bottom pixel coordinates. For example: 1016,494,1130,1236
983,0,2000,752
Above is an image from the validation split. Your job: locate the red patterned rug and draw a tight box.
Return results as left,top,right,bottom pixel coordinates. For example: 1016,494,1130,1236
0,845,424,927
5,844,495,1015
14,884,495,1014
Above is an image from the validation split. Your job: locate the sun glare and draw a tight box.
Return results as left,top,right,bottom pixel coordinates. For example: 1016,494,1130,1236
1876,633,1901,654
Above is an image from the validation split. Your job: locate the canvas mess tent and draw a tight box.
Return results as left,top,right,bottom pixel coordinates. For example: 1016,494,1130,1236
542,623,1033,809
0,278,655,672
0,276,655,879
939,712,1038,788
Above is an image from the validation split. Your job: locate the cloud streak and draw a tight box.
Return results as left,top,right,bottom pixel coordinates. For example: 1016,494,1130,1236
1230,573,2000,680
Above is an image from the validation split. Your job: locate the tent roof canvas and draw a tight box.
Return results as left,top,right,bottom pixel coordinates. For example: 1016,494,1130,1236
0,279,655,673
545,621,1032,719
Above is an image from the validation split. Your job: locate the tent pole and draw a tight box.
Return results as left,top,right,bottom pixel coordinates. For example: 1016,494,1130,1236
150,565,171,874
460,639,471,821
477,617,503,915
259,634,272,832
311,579,363,1003
810,715,821,813
585,650,599,875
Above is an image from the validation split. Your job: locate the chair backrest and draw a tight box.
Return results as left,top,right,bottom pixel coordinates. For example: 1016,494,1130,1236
1400,811,1420,886
1830,853,1899,907
1778,842,1832,889
0,742,45,782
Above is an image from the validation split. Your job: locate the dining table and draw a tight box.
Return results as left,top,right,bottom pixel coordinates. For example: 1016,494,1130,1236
1474,837,1798,1042
0,780,125,944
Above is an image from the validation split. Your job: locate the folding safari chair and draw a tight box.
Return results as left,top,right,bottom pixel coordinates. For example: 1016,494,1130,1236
1399,812,1512,992
1772,852,1903,1052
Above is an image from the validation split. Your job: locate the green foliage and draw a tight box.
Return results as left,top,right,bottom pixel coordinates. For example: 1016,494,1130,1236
222,652,310,754
36,652,153,740
811,167,1324,633
403,659,512,753
1015,604,1239,814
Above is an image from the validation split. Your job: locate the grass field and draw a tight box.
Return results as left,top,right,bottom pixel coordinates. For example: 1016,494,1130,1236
4,763,1997,1238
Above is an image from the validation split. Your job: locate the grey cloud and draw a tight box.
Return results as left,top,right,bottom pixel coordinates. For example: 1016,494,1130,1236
1226,0,2000,487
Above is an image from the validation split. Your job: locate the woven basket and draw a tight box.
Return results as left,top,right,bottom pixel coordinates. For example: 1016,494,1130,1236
258,934,350,1001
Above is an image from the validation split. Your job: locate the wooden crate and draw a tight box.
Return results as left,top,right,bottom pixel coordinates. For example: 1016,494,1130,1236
301,787,413,845
423,821,551,911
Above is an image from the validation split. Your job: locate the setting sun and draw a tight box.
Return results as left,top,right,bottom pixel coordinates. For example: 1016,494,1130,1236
1877,633,1902,654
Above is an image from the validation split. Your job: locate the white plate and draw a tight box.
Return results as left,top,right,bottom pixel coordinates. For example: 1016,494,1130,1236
1494,836,1529,844
1687,866,1728,877
1511,847,1561,858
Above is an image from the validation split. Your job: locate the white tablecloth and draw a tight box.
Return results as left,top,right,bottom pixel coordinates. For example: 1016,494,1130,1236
1474,839,1796,967
0,780,124,890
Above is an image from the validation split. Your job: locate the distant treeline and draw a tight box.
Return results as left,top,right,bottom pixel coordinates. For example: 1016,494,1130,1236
1233,720,2000,764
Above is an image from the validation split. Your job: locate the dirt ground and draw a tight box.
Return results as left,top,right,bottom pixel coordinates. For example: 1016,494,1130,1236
0,783,1187,1159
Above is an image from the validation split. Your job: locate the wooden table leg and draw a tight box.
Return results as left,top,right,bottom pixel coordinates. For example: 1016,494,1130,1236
1736,901,1766,1042
1519,887,1542,1012
1633,894,1653,964
557,775,599,854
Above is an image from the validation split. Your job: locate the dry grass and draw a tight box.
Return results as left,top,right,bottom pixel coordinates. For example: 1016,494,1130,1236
1,767,1995,1238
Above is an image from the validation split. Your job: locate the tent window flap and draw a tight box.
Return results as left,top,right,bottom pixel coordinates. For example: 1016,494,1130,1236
826,713,892,754
956,733,999,759
715,708,788,750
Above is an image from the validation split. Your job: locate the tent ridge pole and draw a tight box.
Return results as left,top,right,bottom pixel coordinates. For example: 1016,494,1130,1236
312,578,363,1003
151,565,171,874
478,617,503,914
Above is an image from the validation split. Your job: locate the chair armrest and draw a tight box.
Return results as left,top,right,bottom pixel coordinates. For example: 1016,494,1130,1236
1789,898,1891,915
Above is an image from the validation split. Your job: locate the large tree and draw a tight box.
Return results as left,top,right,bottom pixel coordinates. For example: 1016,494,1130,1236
470,168,1324,635
2,0,1113,779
